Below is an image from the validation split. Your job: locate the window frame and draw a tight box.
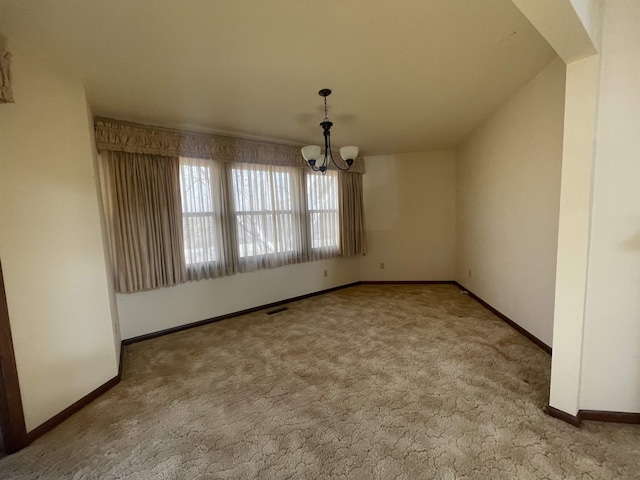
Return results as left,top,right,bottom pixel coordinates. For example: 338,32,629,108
179,157,224,268
178,158,343,272
306,170,340,253
230,164,301,260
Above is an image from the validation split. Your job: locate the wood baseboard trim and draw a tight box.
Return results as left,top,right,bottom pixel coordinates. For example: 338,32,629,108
26,374,120,443
122,281,362,345
545,405,581,427
25,340,125,447
454,282,552,355
118,341,125,379
545,405,640,427
359,280,457,285
580,410,640,424
0,261,29,453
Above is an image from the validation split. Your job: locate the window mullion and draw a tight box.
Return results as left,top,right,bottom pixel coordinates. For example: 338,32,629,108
299,168,312,259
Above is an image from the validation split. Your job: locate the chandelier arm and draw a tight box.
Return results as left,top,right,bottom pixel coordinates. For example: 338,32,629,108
331,158,352,171
331,132,350,170
326,132,351,171
317,124,328,174
326,128,331,167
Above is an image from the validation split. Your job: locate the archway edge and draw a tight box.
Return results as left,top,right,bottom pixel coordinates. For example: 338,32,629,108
510,0,604,418
511,0,602,62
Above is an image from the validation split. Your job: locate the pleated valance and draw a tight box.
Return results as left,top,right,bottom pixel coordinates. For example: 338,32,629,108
0,51,15,104
95,117,365,174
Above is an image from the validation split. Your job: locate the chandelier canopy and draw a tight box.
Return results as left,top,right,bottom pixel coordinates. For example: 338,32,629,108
301,89,358,174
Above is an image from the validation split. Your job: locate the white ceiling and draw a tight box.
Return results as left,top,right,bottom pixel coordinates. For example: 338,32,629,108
0,0,557,155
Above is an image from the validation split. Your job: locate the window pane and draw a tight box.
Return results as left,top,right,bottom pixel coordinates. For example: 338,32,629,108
182,214,218,263
231,165,296,257
307,171,338,211
307,171,339,249
310,211,339,248
180,163,214,213
180,157,221,265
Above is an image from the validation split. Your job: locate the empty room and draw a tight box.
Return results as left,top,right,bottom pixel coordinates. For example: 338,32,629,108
1,0,639,478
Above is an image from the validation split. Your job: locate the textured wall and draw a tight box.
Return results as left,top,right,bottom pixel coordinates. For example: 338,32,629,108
117,256,361,340
0,44,119,431
360,150,456,282
456,58,566,347
580,0,640,412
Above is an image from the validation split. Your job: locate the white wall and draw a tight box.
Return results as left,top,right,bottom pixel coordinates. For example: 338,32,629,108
0,44,119,431
456,58,566,348
359,151,456,281
579,1,640,412
117,256,360,340
547,54,601,416
568,0,604,51
87,102,122,360
119,149,457,339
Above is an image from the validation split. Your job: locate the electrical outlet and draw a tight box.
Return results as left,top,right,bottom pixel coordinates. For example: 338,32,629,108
323,269,328,277
380,262,385,270
468,269,472,278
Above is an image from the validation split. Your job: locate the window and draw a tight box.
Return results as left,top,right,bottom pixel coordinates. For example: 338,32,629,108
230,164,301,258
101,130,366,293
175,159,346,280
306,170,339,252
179,157,224,267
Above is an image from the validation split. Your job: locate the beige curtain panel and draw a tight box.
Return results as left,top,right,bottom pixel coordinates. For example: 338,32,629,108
0,51,15,104
102,151,186,293
339,172,367,256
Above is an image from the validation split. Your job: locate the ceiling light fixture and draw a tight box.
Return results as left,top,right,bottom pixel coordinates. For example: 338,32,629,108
301,89,358,174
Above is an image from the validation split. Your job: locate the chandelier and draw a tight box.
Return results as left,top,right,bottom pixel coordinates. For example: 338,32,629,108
301,89,359,174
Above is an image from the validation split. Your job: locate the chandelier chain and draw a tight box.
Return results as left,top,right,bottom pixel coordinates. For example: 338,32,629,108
323,95,329,122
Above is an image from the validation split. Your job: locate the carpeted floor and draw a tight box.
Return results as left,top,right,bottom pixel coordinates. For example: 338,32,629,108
1,284,639,479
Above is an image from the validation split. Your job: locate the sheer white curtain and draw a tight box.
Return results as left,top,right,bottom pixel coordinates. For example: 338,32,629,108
179,157,229,280
306,170,340,260
228,163,306,272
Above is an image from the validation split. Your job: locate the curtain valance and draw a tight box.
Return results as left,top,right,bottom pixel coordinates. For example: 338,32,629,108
95,117,365,174
0,51,15,104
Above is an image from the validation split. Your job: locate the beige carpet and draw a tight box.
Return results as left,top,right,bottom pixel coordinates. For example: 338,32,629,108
1,284,639,479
